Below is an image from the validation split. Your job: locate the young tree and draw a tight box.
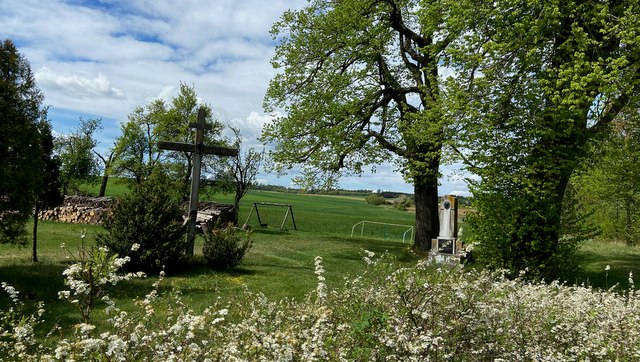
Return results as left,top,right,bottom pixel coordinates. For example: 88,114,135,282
0,39,46,244
215,128,264,222
263,0,462,251
449,0,640,278
56,117,100,195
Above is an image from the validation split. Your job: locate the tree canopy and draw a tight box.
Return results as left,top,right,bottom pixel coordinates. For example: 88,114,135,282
263,0,462,250
55,117,101,195
112,83,226,199
0,39,47,244
448,0,640,278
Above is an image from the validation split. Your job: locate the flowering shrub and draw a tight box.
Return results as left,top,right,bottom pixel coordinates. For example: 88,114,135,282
2,252,640,360
59,232,143,322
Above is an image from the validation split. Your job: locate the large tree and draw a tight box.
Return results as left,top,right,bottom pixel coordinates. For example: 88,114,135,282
0,39,46,244
449,0,640,278
263,0,461,251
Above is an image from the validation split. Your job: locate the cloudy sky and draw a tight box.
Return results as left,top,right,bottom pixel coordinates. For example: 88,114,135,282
1,0,470,195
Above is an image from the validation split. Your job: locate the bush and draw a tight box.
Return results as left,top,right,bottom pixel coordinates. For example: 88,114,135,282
202,222,252,270
3,255,640,361
365,194,387,206
97,173,186,274
392,195,415,210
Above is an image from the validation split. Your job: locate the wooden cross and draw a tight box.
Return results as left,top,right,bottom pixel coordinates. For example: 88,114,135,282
158,107,238,256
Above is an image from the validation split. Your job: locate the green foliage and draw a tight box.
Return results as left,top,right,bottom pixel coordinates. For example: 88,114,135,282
262,0,460,249
571,111,640,246
112,82,226,199
97,172,186,273
202,222,252,270
55,117,101,195
364,194,387,206
449,0,640,279
466,189,582,280
111,102,164,184
0,39,46,244
35,120,63,209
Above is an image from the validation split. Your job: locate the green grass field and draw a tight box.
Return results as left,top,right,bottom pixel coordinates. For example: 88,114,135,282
0,189,419,333
1,186,638,335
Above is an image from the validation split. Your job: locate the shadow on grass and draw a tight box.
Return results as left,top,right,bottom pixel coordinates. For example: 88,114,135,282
251,228,292,236
575,250,640,291
0,263,67,305
321,235,418,263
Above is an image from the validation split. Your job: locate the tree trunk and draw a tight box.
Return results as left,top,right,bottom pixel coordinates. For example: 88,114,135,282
32,201,39,263
98,173,109,197
98,152,113,197
412,181,439,253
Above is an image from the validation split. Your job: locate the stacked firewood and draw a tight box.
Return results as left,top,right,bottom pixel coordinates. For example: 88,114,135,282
191,202,236,229
39,196,113,225
40,197,236,227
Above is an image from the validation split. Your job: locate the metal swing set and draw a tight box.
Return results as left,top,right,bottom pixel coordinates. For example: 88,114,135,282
244,202,297,230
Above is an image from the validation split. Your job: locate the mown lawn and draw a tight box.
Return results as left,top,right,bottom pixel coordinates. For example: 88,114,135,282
0,190,418,334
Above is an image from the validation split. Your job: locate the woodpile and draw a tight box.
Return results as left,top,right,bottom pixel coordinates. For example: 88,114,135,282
40,196,236,227
191,202,236,230
40,196,113,225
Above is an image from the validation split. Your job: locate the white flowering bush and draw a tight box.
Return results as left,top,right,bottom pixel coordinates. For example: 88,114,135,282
2,251,640,361
59,233,144,322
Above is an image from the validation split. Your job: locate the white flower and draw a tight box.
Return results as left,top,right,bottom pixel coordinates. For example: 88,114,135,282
131,243,140,251
2,282,19,303
605,265,610,271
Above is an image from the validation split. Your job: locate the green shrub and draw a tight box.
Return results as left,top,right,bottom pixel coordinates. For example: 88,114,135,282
97,173,186,274
365,194,387,206
202,222,252,270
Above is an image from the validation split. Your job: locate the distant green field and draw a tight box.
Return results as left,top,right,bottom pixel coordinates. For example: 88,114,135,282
81,179,417,240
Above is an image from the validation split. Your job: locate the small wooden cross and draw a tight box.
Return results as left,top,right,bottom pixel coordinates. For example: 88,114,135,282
158,107,238,256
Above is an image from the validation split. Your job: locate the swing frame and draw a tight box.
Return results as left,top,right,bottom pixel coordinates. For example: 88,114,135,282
244,202,297,230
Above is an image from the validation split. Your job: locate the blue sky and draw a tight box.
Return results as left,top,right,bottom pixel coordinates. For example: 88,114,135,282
0,0,471,195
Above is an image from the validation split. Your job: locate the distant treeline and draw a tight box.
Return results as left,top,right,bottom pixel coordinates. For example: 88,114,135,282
252,184,473,206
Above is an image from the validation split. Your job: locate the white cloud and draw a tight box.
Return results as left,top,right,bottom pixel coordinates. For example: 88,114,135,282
0,0,472,194
35,67,125,99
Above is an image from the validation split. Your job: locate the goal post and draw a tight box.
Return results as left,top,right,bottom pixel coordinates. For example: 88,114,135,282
350,220,414,243
244,202,297,230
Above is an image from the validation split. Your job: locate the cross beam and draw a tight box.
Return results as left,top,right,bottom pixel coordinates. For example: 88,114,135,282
158,107,238,256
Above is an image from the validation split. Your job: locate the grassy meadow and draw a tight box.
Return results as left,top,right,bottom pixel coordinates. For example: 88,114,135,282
1,184,638,336
0,188,418,333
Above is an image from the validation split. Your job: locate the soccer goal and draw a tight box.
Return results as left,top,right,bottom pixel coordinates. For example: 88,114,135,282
244,202,297,230
350,220,414,243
